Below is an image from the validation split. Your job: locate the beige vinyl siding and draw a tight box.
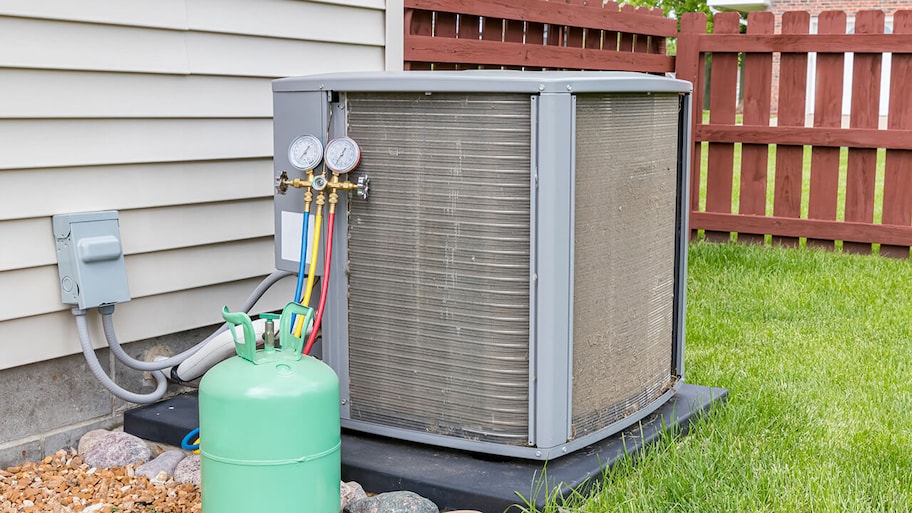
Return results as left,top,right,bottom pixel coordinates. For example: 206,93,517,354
0,0,396,371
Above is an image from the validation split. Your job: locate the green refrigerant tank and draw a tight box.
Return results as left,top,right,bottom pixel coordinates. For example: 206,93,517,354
199,302,340,513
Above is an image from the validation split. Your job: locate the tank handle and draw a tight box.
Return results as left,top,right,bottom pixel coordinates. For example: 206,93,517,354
278,302,314,357
222,307,258,363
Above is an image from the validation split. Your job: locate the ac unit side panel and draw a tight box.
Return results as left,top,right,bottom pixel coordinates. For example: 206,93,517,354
571,93,680,438
273,90,329,274
345,92,533,445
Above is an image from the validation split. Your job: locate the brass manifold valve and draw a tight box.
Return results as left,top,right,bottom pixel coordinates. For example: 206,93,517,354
275,171,369,202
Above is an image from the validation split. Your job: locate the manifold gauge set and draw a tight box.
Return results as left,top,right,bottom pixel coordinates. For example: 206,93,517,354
287,135,362,174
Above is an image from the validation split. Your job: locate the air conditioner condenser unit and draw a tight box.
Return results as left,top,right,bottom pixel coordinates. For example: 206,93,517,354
273,71,692,460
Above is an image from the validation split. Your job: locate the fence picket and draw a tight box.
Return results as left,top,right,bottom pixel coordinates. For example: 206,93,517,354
634,7,652,53
618,4,636,52
738,11,774,245
602,1,620,51
481,14,504,70
844,10,884,255
704,12,741,243
771,11,809,248
434,11,459,70
807,11,846,251
880,10,912,258
404,9,432,70
566,0,586,53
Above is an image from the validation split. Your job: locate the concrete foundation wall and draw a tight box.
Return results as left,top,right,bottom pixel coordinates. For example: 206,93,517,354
0,324,215,468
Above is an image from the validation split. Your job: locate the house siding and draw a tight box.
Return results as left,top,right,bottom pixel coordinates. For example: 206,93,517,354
0,0,392,370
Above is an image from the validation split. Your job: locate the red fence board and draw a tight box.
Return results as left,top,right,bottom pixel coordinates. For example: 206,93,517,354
697,34,912,53
771,11,809,248
695,126,912,151
843,10,884,255
692,212,912,247
882,10,912,258
703,12,740,243
404,0,674,71
738,11,775,245
404,0,677,35
807,11,846,251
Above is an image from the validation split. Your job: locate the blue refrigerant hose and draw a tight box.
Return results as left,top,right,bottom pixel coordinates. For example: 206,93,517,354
291,211,311,334
182,427,201,451
293,211,310,304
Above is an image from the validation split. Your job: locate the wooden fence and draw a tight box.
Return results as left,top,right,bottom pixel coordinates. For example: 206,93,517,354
403,0,675,72
403,4,912,258
678,10,912,257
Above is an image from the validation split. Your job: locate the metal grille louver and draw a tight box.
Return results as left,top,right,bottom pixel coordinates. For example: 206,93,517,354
571,94,680,437
345,93,532,445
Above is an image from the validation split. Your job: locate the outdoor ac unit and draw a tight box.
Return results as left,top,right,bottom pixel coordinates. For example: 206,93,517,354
272,71,692,460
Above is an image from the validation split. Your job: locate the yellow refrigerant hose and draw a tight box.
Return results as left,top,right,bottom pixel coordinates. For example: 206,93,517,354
294,205,323,338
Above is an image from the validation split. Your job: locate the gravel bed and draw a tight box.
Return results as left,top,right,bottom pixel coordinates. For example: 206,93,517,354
0,450,200,513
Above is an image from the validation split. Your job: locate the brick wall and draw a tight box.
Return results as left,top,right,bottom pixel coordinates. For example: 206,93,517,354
770,0,904,16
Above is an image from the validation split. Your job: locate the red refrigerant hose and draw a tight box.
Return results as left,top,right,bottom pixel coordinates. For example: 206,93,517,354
304,211,334,355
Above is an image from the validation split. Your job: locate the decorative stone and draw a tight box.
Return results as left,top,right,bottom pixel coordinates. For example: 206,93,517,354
341,480,368,511
344,491,438,513
174,454,201,486
77,429,110,457
136,449,186,480
82,431,151,468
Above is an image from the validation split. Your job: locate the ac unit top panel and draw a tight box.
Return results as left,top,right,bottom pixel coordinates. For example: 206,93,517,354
273,71,692,95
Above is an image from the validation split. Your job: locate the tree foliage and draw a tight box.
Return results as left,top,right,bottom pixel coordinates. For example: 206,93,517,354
621,0,711,23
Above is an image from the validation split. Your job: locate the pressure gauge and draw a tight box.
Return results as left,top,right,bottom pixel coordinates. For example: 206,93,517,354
288,134,323,170
324,137,361,174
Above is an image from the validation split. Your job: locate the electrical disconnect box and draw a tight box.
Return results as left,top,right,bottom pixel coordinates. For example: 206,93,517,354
53,211,131,309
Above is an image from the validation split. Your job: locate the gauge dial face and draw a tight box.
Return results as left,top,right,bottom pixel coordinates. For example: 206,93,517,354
324,137,361,174
288,135,323,170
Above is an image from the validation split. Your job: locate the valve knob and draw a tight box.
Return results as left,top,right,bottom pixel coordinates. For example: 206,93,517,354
275,171,289,195
356,175,370,200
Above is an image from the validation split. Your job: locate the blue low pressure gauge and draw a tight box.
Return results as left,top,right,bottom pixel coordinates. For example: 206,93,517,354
288,134,323,170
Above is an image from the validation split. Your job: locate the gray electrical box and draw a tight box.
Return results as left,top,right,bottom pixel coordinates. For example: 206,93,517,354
53,211,131,309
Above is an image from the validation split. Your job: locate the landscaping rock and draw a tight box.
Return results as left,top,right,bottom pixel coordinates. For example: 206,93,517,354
341,480,368,510
174,454,201,486
136,449,186,480
344,491,438,513
77,429,110,457
82,431,151,468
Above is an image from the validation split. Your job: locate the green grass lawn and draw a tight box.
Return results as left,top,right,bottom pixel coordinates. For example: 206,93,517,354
519,242,912,513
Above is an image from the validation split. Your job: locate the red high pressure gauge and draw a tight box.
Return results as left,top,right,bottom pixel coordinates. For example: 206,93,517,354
323,137,361,174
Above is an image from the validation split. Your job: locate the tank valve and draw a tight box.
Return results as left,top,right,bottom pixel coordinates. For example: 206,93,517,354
260,313,280,352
